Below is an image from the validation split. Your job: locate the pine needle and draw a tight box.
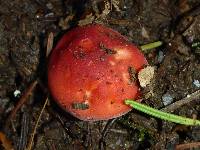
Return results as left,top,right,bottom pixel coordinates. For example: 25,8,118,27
26,97,49,150
125,100,200,126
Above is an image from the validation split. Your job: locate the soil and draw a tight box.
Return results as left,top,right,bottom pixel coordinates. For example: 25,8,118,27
1,0,200,149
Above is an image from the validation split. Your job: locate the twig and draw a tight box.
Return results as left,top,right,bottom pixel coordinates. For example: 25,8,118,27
18,112,30,150
161,90,200,112
176,142,200,150
5,80,38,129
109,129,127,134
108,19,139,26
26,97,49,150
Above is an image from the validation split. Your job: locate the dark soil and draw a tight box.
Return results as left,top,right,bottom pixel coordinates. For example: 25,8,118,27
1,0,200,149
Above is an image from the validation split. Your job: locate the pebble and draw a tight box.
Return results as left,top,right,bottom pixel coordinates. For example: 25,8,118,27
13,90,21,97
193,79,200,88
157,50,164,63
162,93,173,106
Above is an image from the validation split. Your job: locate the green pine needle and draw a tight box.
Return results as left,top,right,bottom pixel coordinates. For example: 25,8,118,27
140,41,163,52
125,100,200,126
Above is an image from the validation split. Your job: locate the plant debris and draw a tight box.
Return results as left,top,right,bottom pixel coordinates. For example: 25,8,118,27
72,102,89,110
0,132,14,150
1,0,200,149
128,66,136,83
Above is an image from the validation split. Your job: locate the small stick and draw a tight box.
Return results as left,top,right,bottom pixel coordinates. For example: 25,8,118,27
176,142,200,150
161,90,200,112
5,80,38,128
109,19,139,26
26,97,49,150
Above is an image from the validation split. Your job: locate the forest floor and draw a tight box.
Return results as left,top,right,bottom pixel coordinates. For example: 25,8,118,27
1,0,200,149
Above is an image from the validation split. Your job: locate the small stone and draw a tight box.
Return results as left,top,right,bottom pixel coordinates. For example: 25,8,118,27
193,79,200,88
187,94,191,98
162,93,173,106
157,51,164,63
141,27,149,39
13,90,21,97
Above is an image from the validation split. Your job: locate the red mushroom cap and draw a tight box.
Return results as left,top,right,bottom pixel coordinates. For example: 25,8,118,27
48,24,147,121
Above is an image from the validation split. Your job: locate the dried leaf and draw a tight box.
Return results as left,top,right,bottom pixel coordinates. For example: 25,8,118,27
78,13,95,26
111,0,121,12
59,15,74,30
0,132,14,150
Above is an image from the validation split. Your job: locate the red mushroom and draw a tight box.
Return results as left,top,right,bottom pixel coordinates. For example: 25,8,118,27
48,24,147,121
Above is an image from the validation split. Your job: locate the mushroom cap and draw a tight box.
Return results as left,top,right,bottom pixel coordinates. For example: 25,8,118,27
48,24,147,121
